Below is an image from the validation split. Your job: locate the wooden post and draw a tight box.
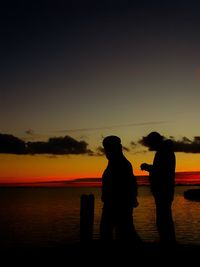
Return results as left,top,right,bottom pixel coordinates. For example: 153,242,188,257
80,194,94,242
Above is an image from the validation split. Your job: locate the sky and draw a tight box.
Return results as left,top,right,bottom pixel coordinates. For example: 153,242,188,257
1,2,200,184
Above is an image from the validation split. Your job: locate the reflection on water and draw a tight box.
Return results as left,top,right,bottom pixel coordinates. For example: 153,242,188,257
173,186,200,244
0,186,199,247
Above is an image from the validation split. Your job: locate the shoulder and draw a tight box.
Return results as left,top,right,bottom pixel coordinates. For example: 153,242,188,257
161,139,175,153
122,156,133,170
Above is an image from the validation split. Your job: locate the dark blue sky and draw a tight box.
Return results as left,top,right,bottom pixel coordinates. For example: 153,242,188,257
1,2,200,143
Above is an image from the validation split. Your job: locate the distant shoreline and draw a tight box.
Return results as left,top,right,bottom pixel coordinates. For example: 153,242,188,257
0,172,200,187
0,182,200,189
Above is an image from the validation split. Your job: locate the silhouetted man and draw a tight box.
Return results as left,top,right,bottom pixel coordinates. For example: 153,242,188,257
140,132,176,245
100,135,139,242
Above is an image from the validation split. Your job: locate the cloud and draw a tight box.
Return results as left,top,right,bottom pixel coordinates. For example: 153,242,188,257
25,129,35,136
130,141,137,148
0,134,27,154
96,146,105,156
173,136,200,153
95,145,129,156
3,132,200,155
27,136,92,155
0,133,92,155
138,134,200,153
56,121,167,133
122,146,130,152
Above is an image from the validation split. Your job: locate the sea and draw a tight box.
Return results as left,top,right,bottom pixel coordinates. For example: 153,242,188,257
0,185,200,248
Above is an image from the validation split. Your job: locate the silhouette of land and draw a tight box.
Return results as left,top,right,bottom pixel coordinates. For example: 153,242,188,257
1,171,200,188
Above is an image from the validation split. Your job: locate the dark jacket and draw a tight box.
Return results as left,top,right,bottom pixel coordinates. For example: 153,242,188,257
149,140,176,202
101,155,138,209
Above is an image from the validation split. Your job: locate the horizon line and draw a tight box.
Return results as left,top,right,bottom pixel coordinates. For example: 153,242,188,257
1,171,200,187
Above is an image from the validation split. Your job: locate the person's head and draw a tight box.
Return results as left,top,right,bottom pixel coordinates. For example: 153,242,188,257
143,131,164,151
102,135,122,160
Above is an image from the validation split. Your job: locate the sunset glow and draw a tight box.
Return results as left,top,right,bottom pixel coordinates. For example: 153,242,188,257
1,5,200,186
0,151,200,185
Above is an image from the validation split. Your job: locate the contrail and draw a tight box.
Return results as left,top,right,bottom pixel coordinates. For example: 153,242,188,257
55,121,167,133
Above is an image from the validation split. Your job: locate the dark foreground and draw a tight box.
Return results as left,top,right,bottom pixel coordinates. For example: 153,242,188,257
1,241,199,265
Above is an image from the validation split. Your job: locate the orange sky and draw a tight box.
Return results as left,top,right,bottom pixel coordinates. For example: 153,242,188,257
1,151,200,184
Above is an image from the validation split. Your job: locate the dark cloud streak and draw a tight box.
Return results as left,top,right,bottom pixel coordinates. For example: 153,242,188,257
56,121,167,133
0,134,92,155
2,132,200,155
0,134,27,154
138,135,200,153
173,137,200,153
27,136,92,155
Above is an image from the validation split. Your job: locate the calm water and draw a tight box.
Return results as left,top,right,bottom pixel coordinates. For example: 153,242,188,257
0,186,200,247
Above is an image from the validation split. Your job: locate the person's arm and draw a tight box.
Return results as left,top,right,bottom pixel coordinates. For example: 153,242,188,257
140,163,153,173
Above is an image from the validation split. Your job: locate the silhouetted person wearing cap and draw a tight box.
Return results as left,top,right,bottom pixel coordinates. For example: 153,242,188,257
140,132,176,245
100,135,139,242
